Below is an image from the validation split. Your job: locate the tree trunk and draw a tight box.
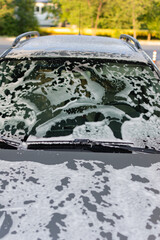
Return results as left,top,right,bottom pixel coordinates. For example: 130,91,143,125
147,32,151,41
93,0,103,36
132,0,136,39
86,0,94,34
87,0,91,7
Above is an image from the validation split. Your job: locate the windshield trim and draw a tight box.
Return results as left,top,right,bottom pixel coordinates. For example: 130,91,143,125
0,57,150,66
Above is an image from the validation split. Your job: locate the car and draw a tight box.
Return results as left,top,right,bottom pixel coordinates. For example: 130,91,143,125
0,32,160,240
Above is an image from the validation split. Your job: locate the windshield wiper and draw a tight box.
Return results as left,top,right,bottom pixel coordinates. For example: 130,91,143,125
0,136,159,154
25,138,160,154
0,136,26,149
26,139,132,153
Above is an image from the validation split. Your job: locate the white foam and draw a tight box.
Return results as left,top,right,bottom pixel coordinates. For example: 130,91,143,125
0,159,160,239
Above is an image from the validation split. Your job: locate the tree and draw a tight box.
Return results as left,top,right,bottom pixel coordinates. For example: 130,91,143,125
14,0,38,35
56,0,108,35
102,0,150,38
58,0,91,28
0,0,39,36
0,0,15,35
90,0,107,35
0,0,13,17
100,0,132,29
142,0,160,40
52,0,160,39
127,0,150,38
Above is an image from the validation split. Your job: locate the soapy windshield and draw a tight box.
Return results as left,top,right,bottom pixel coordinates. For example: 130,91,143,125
0,58,160,149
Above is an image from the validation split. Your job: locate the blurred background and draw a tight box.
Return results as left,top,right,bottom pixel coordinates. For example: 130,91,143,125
0,0,160,39
0,0,160,66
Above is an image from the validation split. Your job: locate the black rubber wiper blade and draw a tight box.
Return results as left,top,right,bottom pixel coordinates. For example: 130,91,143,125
98,141,160,154
26,139,134,153
123,146,160,154
0,136,24,149
26,138,160,153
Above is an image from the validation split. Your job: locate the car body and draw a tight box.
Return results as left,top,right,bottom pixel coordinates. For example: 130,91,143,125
0,32,160,240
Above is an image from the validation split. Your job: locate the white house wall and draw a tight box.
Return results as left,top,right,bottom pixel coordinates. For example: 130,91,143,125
34,2,55,27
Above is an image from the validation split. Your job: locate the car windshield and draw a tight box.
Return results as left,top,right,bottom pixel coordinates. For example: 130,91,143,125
0,58,160,149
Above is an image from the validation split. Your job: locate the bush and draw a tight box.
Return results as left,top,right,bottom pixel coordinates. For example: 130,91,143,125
39,27,160,40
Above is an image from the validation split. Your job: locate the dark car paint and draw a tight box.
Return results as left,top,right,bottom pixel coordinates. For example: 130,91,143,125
0,149,160,239
0,149,160,168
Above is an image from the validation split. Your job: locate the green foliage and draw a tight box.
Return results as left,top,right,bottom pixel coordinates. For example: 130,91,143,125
14,0,38,35
0,0,38,36
99,0,150,38
57,0,107,31
42,0,60,26
58,0,91,28
142,0,160,33
0,0,16,35
47,0,61,18
0,0,13,18
52,0,160,38
0,0,160,37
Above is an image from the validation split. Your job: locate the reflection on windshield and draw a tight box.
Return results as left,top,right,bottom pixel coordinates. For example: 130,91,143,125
0,58,160,149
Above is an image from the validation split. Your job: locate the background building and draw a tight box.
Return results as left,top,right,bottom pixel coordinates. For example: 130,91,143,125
34,0,57,26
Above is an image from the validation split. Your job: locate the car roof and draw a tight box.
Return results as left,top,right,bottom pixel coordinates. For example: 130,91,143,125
2,34,148,63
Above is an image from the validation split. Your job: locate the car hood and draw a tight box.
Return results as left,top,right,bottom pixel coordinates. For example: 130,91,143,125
0,149,160,240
